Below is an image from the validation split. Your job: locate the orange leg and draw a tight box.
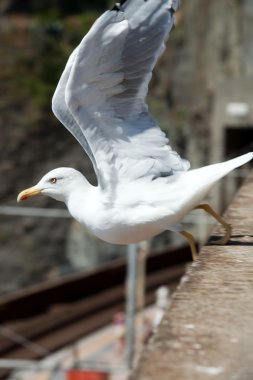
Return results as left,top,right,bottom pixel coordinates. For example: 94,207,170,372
195,204,232,245
180,230,198,261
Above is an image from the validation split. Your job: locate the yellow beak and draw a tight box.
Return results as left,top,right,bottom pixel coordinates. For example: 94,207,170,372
17,187,42,202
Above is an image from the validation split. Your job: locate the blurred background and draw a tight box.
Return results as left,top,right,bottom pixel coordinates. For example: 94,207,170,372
0,0,253,378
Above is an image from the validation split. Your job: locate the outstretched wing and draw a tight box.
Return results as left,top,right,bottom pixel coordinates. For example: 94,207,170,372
52,49,100,180
53,0,189,190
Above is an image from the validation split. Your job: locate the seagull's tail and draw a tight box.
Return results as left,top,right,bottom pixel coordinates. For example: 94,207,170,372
231,152,253,167
207,152,253,182
183,152,253,205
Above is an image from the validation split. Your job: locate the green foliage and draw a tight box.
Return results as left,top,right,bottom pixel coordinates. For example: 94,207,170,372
9,11,101,127
81,10,100,34
169,24,186,48
10,19,66,124
3,2,132,129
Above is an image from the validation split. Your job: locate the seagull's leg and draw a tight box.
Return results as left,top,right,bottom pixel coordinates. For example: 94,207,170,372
194,204,232,245
180,231,198,261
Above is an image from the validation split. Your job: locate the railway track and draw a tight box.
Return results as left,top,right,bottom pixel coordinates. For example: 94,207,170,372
0,245,191,379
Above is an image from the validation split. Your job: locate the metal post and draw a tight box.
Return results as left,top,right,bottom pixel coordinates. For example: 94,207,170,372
125,244,138,370
136,241,148,351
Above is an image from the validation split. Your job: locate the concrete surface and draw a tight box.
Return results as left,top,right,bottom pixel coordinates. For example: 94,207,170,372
131,173,253,380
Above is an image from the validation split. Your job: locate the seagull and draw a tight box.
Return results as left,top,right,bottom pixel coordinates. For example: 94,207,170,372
17,0,252,260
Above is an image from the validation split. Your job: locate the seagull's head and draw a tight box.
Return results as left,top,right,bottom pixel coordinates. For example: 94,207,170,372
17,167,86,203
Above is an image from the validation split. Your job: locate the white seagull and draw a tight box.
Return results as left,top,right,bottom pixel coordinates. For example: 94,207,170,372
17,0,252,260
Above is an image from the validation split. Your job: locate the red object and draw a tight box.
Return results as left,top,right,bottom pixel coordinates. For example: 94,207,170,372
66,370,109,380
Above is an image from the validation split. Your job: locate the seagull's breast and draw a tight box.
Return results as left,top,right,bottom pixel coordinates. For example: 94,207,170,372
68,188,166,244
86,215,165,245
79,193,168,244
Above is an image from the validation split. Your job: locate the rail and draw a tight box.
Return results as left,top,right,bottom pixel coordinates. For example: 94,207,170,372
0,244,191,379
130,172,253,380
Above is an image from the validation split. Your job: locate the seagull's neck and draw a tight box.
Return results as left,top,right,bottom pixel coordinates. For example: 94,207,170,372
66,176,92,202
66,176,98,224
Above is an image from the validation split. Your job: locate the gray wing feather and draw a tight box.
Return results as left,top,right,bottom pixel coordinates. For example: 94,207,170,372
52,50,100,179
55,0,189,189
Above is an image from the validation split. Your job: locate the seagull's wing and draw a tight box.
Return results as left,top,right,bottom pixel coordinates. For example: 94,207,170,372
57,0,189,189
52,49,100,179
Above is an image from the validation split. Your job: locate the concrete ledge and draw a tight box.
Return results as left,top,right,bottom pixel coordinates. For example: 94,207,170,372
131,173,253,380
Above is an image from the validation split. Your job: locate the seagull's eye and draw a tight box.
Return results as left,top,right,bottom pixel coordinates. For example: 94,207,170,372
49,178,57,184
